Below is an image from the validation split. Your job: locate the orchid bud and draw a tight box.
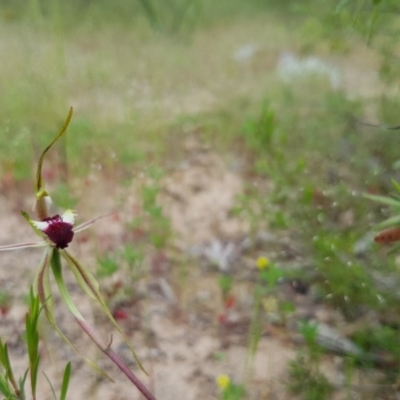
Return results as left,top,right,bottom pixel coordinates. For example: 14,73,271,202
34,188,52,220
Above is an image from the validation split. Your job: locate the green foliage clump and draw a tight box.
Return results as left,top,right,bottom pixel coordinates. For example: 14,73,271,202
288,321,334,400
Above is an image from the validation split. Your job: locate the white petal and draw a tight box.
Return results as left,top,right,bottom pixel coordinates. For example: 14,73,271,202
32,220,50,231
62,210,76,225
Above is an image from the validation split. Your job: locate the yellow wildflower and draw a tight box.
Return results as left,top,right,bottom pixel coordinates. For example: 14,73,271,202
216,374,231,390
256,256,270,270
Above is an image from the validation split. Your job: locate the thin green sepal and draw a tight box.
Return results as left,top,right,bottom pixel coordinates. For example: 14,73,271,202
62,249,148,375
36,107,73,193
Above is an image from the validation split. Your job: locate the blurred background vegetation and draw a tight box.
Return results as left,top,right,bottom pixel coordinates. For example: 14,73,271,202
2,0,400,399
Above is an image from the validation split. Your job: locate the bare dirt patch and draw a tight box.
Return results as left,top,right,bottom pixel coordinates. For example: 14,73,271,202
0,144,303,400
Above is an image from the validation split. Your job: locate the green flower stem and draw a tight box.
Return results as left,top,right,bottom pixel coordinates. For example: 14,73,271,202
25,290,41,400
51,250,157,400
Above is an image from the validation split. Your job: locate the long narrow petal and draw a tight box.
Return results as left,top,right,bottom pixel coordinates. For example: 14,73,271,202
36,249,112,381
0,241,47,252
34,248,54,319
73,213,113,233
61,249,148,375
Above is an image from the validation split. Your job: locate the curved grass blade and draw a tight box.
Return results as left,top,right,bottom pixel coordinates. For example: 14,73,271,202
25,291,41,399
0,374,14,398
364,193,400,208
18,370,28,400
42,372,57,400
375,215,400,230
60,362,71,400
0,338,19,396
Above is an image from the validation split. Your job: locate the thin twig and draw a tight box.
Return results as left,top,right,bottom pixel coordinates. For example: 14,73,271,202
353,115,400,130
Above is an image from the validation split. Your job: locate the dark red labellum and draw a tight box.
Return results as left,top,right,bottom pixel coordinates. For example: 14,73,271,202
43,215,74,249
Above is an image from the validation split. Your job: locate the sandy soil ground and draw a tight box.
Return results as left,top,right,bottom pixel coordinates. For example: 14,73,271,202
0,137,305,400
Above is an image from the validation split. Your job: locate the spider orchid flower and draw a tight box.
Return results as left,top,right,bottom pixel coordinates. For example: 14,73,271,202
0,108,156,400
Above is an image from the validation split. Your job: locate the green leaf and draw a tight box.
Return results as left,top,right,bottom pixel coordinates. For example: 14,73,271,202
387,242,400,255
391,178,400,193
30,357,40,398
18,369,28,400
0,339,18,398
0,337,9,369
137,0,162,30
375,215,400,230
26,288,41,398
367,6,380,45
97,255,119,278
335,0,350,13
364,193,400,208
0,374,13,398
60,362,71,400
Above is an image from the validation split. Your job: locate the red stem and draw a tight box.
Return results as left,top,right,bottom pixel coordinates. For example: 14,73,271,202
75,319,157,400
106,348,157,400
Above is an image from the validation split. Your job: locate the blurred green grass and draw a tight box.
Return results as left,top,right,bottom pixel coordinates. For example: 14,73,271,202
2,1,400,396
0,0,334,181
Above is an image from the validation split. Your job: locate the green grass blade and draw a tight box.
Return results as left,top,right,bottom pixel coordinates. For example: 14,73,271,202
0,374,13,398
364,193,400,208
42,372,57,400
0,337,9,369
335,0,350,13
18,370,28,400
137,0,161,30
26,288,41,398
375,215,400,229
60,362,71,400
391,178,400,193
170,0,196,34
